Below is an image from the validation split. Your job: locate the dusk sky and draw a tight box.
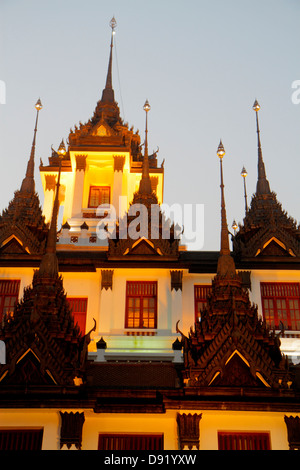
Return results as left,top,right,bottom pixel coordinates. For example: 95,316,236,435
1,0,299,250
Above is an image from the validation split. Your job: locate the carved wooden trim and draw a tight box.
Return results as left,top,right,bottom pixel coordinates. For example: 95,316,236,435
170,270,183,291
177,413,202,450
284,415,300,450
101,269,114,290
60,411,85,450
238,271,251,290
45,174,57,191
113,155,125,172
75,154,87,171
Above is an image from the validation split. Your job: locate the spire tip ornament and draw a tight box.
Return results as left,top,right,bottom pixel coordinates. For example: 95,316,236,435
253,99,260,112
217,139,225,159
110,16,117,32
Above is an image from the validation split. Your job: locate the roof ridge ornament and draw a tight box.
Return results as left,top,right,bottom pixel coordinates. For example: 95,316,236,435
253,99,271,195
138,100,153,195
101,17,117,103
37,139,66,278
20,98,43,194
216,140,236,278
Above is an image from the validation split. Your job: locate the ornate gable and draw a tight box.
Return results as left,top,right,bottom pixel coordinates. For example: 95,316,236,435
0,98,48,256
108,100,180,260
0,191,48,255
233,192,300,259
0,153,95,388
177,139,294,391
233,102,300,260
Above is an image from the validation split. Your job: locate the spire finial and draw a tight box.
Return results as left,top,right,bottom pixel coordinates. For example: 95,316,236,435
101,17,117,102
241,166,248,214
38,139,66,278
253,100,271,195
138,100,152,195
216,140,236,277
20,98,42,193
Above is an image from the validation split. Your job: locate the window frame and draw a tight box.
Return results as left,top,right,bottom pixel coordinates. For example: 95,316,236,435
0,280,20,324
218,431,271,450
67,297,88,334
0,428,44,450
88,186,110,208
260,282,300,331
98,433,164,450
194,284,212,322
125,281,157,329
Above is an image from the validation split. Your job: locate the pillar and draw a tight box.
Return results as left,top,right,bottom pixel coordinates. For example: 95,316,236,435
42,174,56,223
71,154,87,217
112,155,125,217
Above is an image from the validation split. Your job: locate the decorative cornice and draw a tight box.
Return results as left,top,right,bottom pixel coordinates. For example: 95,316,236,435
45,174,57,191
101,269,114,290
75,154,87,171
177,413,202,450
113,155,125,172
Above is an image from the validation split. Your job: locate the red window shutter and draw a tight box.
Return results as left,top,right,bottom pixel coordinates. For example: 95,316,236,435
88,186,110,208
0,280,20,323
67,298,88,334
0,429,44,450
125,281,157,329
218,432,271,450
98,433,164,450
194,285,212,322
261,282,300,331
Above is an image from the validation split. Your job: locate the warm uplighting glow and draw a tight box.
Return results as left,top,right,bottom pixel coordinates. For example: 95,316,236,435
143,99,151,113
232,220,238,231
35,98,42,111
217,140,225,159
253,99,260,112
241,166,247,178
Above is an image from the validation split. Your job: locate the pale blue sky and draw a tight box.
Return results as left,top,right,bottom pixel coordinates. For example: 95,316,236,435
0,0,299,250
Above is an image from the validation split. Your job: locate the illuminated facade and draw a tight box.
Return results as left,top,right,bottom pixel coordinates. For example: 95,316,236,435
0,19,299,450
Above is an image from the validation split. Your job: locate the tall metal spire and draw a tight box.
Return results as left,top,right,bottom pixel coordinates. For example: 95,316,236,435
216,140,236,278
38,140,66,278
101,17,117,103
20,99,42,193
253,100,271,195
138,100,153,195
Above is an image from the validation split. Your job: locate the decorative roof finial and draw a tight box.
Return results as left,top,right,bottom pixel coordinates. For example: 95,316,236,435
37,139,66,278
20,99,42,193
138,100,153,195
253,100,271,195
101,17,117,103
241,166,248,214
216,140,236,278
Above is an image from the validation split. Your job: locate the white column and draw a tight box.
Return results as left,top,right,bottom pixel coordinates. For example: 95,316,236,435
42,174,56,223
112,155,125,217
71,154,87,218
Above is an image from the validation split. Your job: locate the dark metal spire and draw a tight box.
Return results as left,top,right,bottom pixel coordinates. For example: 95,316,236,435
253,100,271,195
138,100,153,195
101,17,117,103
216,140,236,278
20,99,42,193
37,140,66,278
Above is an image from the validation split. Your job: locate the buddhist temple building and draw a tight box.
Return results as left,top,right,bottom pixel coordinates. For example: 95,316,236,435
0,18,299,451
